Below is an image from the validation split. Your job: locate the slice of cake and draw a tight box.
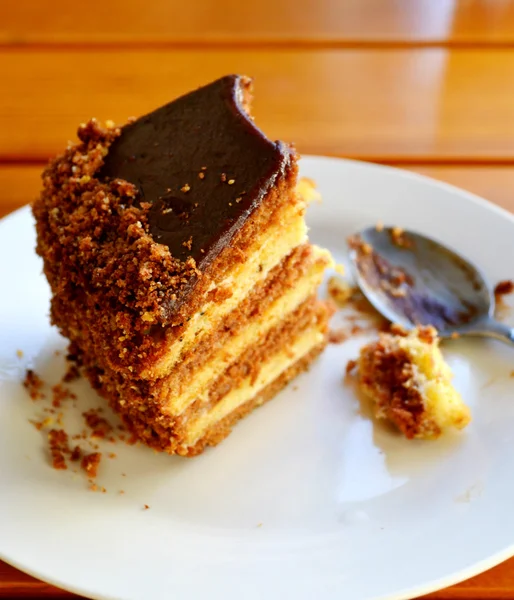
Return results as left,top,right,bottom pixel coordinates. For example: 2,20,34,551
355,326,470,439
33,75,333,456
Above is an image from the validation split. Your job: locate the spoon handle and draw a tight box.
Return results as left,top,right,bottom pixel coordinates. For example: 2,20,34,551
464,317,514,345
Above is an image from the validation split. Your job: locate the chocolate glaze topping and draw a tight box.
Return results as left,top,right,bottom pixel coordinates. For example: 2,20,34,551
99,75,292,268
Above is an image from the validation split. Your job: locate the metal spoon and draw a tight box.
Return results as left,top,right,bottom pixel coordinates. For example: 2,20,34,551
348,226,514,344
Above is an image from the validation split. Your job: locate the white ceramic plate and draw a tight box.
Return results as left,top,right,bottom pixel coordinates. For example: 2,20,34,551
1,156,514,600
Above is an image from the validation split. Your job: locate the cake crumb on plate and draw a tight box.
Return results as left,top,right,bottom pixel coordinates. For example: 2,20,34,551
81,452,102,479
354,326,470,440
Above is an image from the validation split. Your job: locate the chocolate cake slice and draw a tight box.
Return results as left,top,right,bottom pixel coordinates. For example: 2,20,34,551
33,75,333,455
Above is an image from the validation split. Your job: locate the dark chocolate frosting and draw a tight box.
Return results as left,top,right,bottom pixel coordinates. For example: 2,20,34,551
99,75,292,268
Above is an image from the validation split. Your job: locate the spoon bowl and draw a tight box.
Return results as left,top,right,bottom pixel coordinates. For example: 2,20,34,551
348,226,514,344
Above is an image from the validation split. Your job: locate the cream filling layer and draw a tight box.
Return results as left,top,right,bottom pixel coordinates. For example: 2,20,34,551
145,204,308,379
162,247,331,416
181,326,324,446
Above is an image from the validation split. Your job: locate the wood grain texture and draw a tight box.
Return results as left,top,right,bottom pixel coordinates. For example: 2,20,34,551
0,166,41,218
404,166,514,213
2,0,514,46
425,558,514,599
2,49,514,163
2,165,514,220
0,560,71,597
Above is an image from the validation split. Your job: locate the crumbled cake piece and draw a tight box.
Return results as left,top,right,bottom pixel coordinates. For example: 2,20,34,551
70,446,82,462
327,276,353,307
22,361,119,484
31,417,53,431
63,361,81,383
328,329,349,344
48,429,70,470
296,177,321,204
51,383,76,407
494,279,513,321
346,359,357,375
494,279,514,299
23,369,45,400
355,326,470,439
81,452,102,478
83,409,113,438
390,226,412,248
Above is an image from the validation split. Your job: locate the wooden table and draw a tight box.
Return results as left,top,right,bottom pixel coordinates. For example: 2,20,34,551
1,1,514,598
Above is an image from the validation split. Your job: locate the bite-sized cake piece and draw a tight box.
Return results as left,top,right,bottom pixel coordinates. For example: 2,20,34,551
356,326,470,439
33,75,333,456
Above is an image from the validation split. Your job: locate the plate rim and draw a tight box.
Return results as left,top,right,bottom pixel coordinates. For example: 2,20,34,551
2,543,514,600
